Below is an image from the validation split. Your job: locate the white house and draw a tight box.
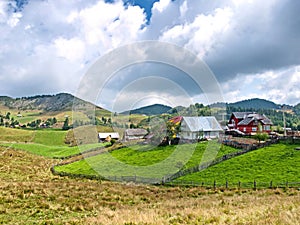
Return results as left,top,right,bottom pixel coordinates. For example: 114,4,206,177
180,116,223,140
98,132,120,142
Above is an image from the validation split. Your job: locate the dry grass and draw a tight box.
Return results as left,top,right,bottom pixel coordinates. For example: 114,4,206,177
1,146,299,225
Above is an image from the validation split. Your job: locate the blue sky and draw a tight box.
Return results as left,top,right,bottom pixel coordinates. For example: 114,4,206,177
0,0,300,110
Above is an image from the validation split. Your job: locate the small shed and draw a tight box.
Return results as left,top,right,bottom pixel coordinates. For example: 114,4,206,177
124,128,148,141
98,132,120,142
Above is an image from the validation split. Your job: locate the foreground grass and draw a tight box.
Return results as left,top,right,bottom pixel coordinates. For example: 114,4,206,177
177,144,300,185
1,146,300,224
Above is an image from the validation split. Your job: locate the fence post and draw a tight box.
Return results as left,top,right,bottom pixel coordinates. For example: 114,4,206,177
213,180,216,190
269,181,273,189
238,181,241,189
253,180,257,190
286,181,289,188
226,180,228,189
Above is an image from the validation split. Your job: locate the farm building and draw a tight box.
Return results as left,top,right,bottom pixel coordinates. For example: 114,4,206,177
124,128,148,141
98,132,120,142
227,112,273,135
180,116,223,140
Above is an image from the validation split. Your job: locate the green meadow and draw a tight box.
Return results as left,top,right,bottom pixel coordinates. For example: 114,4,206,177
176,143,300,185
54,142,240,179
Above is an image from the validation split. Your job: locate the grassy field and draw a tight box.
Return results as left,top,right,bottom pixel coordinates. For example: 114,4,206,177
1,146,300,224
176,144,300,186
1,142,106,158
54,142,240,179
0,127,106,158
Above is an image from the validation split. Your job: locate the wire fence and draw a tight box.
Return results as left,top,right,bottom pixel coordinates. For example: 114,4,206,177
167,180,300,189
51,166,300,189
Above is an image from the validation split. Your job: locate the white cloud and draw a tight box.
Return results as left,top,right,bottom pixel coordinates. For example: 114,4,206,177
159,7,233,58
222,65,300,105
0,0,147,97
54,37,86,62
153,0,171,13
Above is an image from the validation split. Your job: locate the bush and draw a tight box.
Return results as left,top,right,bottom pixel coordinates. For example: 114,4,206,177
110,139,116,146
254,133,269,142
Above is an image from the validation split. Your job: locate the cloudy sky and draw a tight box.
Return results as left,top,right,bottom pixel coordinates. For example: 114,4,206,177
1,0,300,111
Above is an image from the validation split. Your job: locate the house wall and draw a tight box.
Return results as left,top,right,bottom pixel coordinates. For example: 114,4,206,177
228,115,241,129
180,131,220,140
237,121,271,134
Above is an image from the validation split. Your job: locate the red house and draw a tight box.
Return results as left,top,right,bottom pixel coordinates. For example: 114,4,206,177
228,112,273,135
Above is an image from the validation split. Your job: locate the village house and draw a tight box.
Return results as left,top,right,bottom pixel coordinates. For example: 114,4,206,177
124,128,148,141
98,132,120,142
180,116,223,140
227,112,273,135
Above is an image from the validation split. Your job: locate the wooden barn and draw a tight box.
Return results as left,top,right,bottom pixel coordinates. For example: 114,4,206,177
124,128,148,141
227,112,273,135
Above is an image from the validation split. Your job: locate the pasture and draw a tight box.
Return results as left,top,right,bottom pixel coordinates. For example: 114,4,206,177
0,127,106,158
54,142,241,180
176,144,300,187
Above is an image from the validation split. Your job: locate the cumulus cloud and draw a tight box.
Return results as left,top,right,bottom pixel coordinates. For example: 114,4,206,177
0,0,300,106
0,0,146,98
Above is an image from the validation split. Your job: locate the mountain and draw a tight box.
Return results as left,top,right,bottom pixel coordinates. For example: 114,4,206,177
121,104,172,115
227,98,280,110
0,93,100,112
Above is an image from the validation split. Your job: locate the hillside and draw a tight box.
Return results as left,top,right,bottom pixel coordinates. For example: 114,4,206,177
227,98,280,110
121,104,172,115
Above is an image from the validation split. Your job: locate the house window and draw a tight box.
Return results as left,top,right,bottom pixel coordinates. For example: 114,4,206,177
243,127,246,132
264,125,270,130
252,127,257,132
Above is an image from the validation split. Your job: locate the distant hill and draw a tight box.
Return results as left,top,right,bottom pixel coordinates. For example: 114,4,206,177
227,98,280,110
121,104,172,115
0,93,101,112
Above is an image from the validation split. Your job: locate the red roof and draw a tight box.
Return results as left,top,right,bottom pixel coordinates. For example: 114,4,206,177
169,116,183,125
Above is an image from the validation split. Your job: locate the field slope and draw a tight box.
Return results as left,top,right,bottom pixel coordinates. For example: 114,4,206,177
176,144,300,187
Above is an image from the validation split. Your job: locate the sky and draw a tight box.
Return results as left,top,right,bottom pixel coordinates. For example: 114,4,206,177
1,0,300,111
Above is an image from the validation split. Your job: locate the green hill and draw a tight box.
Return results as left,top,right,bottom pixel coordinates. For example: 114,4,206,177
227,98,280,110
121,104,172,115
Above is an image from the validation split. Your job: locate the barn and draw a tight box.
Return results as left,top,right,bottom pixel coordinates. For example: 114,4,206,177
124,128,148,141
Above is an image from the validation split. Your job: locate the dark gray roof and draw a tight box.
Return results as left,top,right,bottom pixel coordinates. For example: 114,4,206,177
125,128,148,136
232,112,254,119
237,113,273,126
237,117,253,125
